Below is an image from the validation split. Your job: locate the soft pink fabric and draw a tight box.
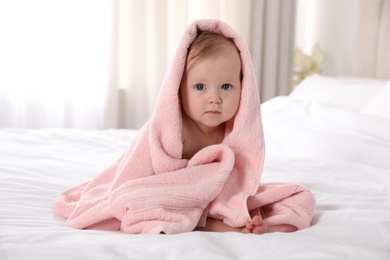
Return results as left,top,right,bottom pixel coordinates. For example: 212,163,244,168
53,19,316,234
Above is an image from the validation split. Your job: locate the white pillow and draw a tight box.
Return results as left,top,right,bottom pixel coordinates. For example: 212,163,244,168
361,82,390,119
290,74,388,110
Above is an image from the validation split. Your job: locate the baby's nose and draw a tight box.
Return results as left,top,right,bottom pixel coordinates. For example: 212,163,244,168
208,89,222,104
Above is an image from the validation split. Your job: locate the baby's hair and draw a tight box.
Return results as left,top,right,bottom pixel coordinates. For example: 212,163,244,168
185,31,239,72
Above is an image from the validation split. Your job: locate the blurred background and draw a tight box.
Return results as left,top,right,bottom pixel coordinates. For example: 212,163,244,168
0,0,359,129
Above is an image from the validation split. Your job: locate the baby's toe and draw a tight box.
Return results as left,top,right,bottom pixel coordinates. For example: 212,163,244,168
252,215,262,226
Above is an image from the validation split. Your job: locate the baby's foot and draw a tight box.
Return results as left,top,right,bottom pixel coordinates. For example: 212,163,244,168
241,215,267,234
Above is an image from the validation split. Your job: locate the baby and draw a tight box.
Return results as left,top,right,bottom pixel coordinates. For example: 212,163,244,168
180,31,267,234
53,21,314,235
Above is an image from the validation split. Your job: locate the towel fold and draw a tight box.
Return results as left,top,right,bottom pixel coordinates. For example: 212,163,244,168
53,19,316,234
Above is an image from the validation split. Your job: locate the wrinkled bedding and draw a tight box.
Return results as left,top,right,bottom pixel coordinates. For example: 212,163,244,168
1,96,389,259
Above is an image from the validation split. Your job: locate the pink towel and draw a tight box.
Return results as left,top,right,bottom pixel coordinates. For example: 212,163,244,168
53,19,316,234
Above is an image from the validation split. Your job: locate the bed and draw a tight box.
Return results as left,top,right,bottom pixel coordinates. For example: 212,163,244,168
1,1,390,259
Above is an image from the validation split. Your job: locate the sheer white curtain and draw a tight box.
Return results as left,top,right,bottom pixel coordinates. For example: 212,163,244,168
0,0,295,129
0,0,115,129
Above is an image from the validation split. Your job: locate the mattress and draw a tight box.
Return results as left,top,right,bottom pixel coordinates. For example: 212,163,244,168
1,78,390,259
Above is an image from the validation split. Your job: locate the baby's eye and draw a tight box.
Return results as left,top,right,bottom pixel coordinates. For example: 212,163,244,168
221,84,232,90
195,84,205,91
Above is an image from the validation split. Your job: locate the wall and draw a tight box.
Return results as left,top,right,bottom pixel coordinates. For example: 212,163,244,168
294,0,360,77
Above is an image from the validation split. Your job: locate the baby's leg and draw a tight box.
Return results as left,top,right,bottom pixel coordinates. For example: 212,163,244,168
196,216,267,234
195,218,242,232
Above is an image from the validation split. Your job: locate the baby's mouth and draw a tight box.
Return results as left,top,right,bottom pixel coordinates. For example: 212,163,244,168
205,110,221,114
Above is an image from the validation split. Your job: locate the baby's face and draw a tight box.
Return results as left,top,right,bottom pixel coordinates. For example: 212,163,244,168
180,43,241,132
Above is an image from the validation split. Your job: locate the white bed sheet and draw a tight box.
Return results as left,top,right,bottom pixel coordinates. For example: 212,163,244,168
1,97,390,259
